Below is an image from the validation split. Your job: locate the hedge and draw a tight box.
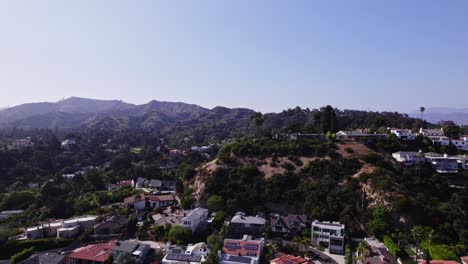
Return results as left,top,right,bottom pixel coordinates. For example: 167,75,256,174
383,235,401,257
429,245,458,261
10,247,35,264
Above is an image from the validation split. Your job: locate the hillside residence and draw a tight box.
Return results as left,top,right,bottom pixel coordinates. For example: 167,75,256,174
113,240,151,264
311,220,345,255
152,213,183,226
162,243,210,264
220,235,264,264
419,128,445,137
0,210,23,219
124,194,147,210
336,131,388,141
270,253,314,264
67,240,115,264
425,153,459,174
389,128,416,140
118,179,135,187
270,214,307,234
26,215,99,239
182,208,209,233
191,146,213,152
19,252,67,264
124,194,177,210
148,194,177,208
428,135,450,146
230,212,266,236
135,177,176,191
451,136,468,151
456,156,468,170
94,215,128,235
358,246,398,264
392,151,425,166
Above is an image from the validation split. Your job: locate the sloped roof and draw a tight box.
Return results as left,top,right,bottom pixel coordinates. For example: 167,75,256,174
271,253,313,264
68,241,115,263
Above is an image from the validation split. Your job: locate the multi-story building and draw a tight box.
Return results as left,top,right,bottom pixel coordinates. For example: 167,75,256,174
392,151,425,166
425,153,459,174
389,128,416,140
182,208,208,233
162,243,209,264
451,136,468,151
230,212,266,237
311,220,345,255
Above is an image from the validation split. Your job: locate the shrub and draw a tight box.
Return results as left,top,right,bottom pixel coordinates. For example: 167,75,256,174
429,245,458,261
10,247,35,264
345,147,354,154
383,235,401,257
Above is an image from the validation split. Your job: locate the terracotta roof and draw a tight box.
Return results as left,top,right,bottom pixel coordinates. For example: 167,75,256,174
149,194,175,202
68,241,115,263
223,238,262,257
123,194,145,204
119,180,134,186
271,253,313,264
461,256,468,264
418,261,459,264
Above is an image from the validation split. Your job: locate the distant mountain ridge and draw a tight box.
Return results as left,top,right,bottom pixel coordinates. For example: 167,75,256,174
0,97,255,131
409,107,468,125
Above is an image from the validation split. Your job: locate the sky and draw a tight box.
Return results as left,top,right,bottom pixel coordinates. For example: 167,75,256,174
0,1,467,113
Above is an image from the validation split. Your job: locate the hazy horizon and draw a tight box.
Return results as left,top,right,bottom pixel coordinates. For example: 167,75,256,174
1,1,467,113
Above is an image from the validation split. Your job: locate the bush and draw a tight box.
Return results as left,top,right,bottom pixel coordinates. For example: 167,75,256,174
383,235,401,257
429,245,458,261
345,147,354,154
0,238,72,259
10,247,35,264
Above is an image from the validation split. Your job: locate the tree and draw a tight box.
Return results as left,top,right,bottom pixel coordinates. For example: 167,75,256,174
443,125,461,139
10,247,35,264
207,195,224,212
127,216,138,237
368,206,390,239
411,225,432,259
420,107,425,120
167,225,192,244
152,225,165,241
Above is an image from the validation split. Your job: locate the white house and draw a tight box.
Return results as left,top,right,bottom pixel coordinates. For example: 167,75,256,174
124,194,147,210
389,128,416,140
182,208,208,233
451,136,468,151
419,128,445,137
311,220,345,255
428,136,450,146
425,153,459,174
392,151,425,166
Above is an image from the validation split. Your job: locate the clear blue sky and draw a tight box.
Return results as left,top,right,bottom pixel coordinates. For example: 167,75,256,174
0,0,467,113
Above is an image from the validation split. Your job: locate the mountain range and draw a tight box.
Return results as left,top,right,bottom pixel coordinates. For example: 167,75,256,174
0,97,255,132
409,107,468,125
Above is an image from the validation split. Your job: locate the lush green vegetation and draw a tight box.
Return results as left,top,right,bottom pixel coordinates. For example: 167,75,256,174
10,247,35,264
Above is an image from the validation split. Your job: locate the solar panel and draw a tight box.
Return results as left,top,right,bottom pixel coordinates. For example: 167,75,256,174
166,253,202,262
244,244,259,251
225,242,240,250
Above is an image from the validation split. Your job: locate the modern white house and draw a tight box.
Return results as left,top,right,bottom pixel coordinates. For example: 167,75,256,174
451,136,468,151
26,215,98,239
182,208,208,233
389,129,416,140
425,153,459,174
428,135,451,146
392,151,425,166
311,220,345,255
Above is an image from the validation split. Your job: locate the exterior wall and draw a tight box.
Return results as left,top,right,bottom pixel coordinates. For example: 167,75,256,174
231,223,264,236
311,221,345,255
129,200,146,210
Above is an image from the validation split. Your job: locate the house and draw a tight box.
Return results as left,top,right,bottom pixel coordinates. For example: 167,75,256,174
230,212,266,236
9,138,34,150
162,242,209,264
274,133,325,141
336,131,387,141
152,213,183,226
169,149,184,157
18,252,67,264
94,215,128,235
451,136,468,151
67,240,115,264
124,194,147,210
220,235,264,264
191,146,213,152
56,215,98,238
26,220,63,239
61,139,77,149
455,156,468,170
311,220,345,255
148,194,177,208
135,177,175,191
389,128,416,140
118,179,135,187
0,210,24,219
113,240,151,264
182,208,208,233
428,135,450,146
419,128,444,137
357,246,398,264
270,253,314,264
461,256,468,264
425,153,459,173
392,151,425,166
270,214,307,234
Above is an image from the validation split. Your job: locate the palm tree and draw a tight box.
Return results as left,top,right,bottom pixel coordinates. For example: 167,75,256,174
420,107,425,120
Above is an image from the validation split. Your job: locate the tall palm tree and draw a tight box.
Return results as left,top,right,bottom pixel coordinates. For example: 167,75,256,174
420,107,425,120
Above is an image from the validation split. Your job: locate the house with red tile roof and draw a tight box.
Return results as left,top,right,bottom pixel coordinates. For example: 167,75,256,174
118,179,135,187
220,235,264,264
461,256,468,264
148,194,177,208
418,261,459,264
270,253,314,264
67,240,115,264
